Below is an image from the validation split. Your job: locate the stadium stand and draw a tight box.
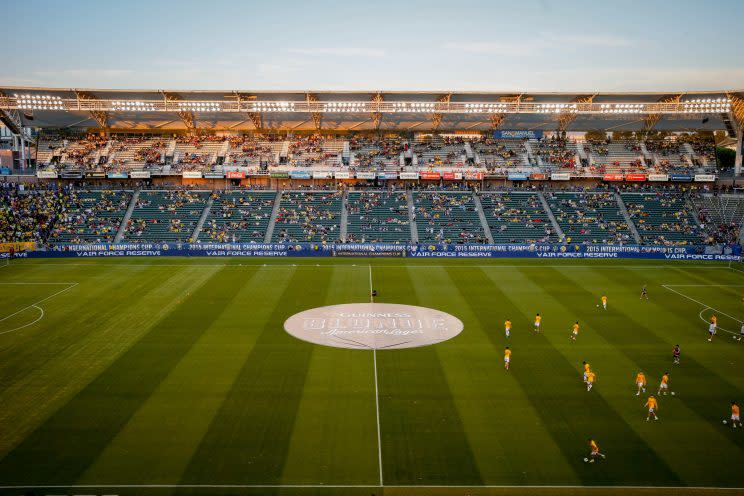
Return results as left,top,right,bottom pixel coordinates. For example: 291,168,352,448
479,191,556,243
273,191,342,242
346,191,410,243
473,138,529,170
693,194,744,246
531,137,579,169
585,139,647,174
107,137,167,172
621,191,704,245
200,191,277,242
350,137,404,170
413,136,466,167
0,187,67,243
546,191,632,244
123,190,209,242
414,191,486,244
288,135,343,168
225,135,283,168
49,190,133,243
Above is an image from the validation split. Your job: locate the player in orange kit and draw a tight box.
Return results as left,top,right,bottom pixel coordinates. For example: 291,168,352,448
534,313,542,333
504,319,512,338
504,347,511,371
708,315,717,342
645,395,659,421
658,372,670,396
586,371,596,392
635,371,647,396
731,402,741,428
582,361,591,385
587,438,606,462
570,321,579,341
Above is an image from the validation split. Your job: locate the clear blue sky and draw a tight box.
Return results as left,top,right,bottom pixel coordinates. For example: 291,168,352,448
3,0,743,92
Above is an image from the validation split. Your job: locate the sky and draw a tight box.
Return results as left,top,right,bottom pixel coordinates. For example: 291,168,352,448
2,0,743,92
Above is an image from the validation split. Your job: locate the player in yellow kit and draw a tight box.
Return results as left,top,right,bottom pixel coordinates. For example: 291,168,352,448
582,361,591,384
570,321,579,341
534,313,542,333
645,395,659,421
708,315,717,342
658,372,670,396
504,319,512,338
586,371,596,392
504,347,511,371
601,295,607,310
587,438,606,462
635,372,647,396
731,402,741,428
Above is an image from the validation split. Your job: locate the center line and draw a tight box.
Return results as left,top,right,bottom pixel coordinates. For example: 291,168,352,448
369,263,383,486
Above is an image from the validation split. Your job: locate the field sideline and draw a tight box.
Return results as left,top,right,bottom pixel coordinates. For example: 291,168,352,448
0,258,743,496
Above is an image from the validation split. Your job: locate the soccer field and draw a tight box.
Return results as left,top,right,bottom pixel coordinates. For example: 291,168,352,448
0,258,743,496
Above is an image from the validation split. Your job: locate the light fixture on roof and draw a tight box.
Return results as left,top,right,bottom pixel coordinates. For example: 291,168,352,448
112,100,157,112
14,94,64,110
177,101,221,112
681,97,730,113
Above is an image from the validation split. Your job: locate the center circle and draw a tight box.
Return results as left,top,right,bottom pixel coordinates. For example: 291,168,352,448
283,303,464,350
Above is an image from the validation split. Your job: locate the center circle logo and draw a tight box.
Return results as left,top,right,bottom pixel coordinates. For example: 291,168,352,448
283,303,464,350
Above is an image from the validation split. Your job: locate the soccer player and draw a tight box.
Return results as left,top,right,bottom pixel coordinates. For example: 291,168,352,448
505,318,512,338
640,285,648,300
570,321,579,341
708,316,717,342
672,344,681,365
635,371,647,396
587,438,606,462
504,347,511,371
601,295,608,310
658,372,670,396
582,361,591,384
645,395,659,421
738,324,744,342
731,402,741,428
586,371,596,392
534,313,542,333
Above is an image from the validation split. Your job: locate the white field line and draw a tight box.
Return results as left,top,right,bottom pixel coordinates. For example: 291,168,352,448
0,282,78,335
373,348,383,486
0,484,742,491
368,263,384,486
662,284,742,325
0,305,44,336
664,284,744,287
0,282,79,285
10,262,736,269
697,307,740,337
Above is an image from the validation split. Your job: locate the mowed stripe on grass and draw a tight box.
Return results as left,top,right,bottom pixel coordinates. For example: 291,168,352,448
0,265,247,485
0,258,743,493
374,266,483,485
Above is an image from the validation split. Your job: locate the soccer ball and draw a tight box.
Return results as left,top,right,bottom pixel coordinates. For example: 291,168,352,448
671,392,676,396
583,457,589,462
596,304,599,307
723,420,728,424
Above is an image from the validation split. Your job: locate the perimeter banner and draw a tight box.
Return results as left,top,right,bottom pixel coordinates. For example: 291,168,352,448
0,242,36,252
17,242,741,261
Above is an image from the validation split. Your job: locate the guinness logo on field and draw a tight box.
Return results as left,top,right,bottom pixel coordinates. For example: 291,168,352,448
284,303,464,350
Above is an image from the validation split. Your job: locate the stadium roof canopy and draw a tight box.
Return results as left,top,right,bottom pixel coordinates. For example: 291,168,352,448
1,86,742,133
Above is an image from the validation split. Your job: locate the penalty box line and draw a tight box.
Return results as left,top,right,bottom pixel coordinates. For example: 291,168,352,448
0,282,78,336
662,284,742,334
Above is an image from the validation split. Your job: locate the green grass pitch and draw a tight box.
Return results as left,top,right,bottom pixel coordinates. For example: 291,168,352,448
0,257,743,496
